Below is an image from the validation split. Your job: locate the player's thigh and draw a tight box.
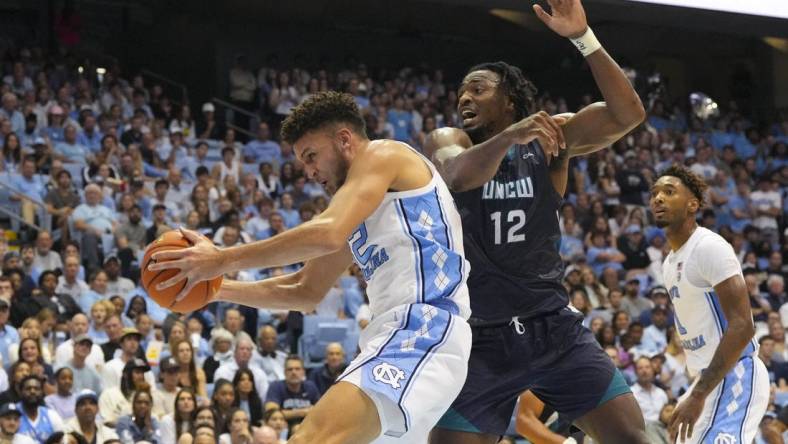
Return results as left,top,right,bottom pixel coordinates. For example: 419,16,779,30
429,428,500,444
574,393,649,444
288,381,381,444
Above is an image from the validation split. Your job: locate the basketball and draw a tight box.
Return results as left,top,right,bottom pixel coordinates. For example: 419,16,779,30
140,230,222,313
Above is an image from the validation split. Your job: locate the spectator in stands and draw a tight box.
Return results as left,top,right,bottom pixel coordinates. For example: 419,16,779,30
62,333,101,393
145,203,171,244
618,224,650,272
243,122,281,165
252,425,280,444
34,270,82,323
100,314,129,361
751,175,781,244
211,378,236,434
155,357,180,417
197,102,223,140
616,152,649,205
10,156,47,228
72,183,117,272
0,402,35,444
214,338,268,400
44,169,80,236
220,408,254,444
79,270,110,314
63,389,117,443
631,356,669,423
115,203,146,255
252,325,285,384
221,308,253,345
32,231,61,273
233,368,264,426
44,367,75,420
204,328,234,383
101,327,145,389
264,355,320,429
308,342,347,396
229,55,257,132
54,125,88,164
765,275,786,311
0,297,19,367
587,231,626,278
644,401,674,444
160,388,196,444
173,339,208,399
17,375,64,441
0,93,24,135
115,389,161,442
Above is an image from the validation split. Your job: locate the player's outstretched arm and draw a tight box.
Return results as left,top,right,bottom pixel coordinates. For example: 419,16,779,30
535,0,645,156
669,274,754,442
424,113,567,193
212,247,353,313
149,141,401,301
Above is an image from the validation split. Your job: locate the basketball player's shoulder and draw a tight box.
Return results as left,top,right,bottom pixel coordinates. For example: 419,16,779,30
692,227,737,262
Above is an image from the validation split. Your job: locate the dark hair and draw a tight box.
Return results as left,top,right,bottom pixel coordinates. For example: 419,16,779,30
174,388,197,437
466,61,538,120
38,270,58,287
759,334,775,345
233,368,263,425
126,295,148,320
2,132,21,164
280,91,366,144
285,354,304,367
45,432,88,444
657,164,709,208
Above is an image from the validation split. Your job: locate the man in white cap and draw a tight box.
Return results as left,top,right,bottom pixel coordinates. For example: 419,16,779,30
64,390,118,444
101,328,153,389
197,101,223,140
0,402,35,444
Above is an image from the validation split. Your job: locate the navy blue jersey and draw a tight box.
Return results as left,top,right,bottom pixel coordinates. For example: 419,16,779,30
453,142,567,322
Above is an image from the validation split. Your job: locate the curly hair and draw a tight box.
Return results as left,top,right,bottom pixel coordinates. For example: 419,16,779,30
280,91,366,144
658,164,709,207
467,61,538,120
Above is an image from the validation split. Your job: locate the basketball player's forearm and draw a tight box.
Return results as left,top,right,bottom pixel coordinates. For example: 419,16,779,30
443,130,520,191
584,49,645,128
517,416,566,444
216,277,319,312
222,219,343,271
692,321,754,398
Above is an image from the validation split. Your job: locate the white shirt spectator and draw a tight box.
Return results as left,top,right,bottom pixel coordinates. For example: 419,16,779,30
213,362,269,402
32,250,62,272
55,340,105,372
640,324,668,355
106,277,135,299
750,188,781,230
631,382,669,422
56,277,90,304
251,349,286,383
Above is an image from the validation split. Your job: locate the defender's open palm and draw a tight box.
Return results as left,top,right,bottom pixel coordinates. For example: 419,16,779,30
533,0,589,39
148,227,225,301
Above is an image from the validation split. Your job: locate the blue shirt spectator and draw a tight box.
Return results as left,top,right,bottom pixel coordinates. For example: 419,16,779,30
55,125,89,164
243,122,282,165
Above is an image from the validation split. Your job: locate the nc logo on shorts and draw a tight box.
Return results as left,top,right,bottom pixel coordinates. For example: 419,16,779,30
372,362,406,389
713,433,736,444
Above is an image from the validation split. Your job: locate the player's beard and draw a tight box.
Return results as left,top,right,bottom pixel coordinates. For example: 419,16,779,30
465,122,495,145
327,143,351,196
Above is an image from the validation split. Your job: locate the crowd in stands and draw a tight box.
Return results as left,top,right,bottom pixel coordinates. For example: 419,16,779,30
0,40,784,444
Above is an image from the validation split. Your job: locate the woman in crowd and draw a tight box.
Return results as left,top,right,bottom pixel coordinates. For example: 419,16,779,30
174,339,208,399
219,408,253,444
160,388,197,444
232,368,263,426
98,359,151,427
263,408,288,443
211,378,236,434
116,389,161,443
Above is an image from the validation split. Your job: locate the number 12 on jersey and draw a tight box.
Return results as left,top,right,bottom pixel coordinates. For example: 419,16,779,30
490,210,526,245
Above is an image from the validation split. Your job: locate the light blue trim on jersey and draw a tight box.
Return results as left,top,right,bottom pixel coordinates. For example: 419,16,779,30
358,304,454,436
698,356,755,443
395,200,424,305
705,291,757,356
398,190,463,315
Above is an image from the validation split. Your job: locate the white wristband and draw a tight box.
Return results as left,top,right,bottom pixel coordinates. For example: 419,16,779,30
569,27,602,57
563,438,578,444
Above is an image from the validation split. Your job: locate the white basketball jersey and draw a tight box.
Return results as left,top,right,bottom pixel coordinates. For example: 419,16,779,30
346,145,471,320
662,227,757,377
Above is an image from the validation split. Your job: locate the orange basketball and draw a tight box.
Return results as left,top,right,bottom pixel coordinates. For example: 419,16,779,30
140,230,222,313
